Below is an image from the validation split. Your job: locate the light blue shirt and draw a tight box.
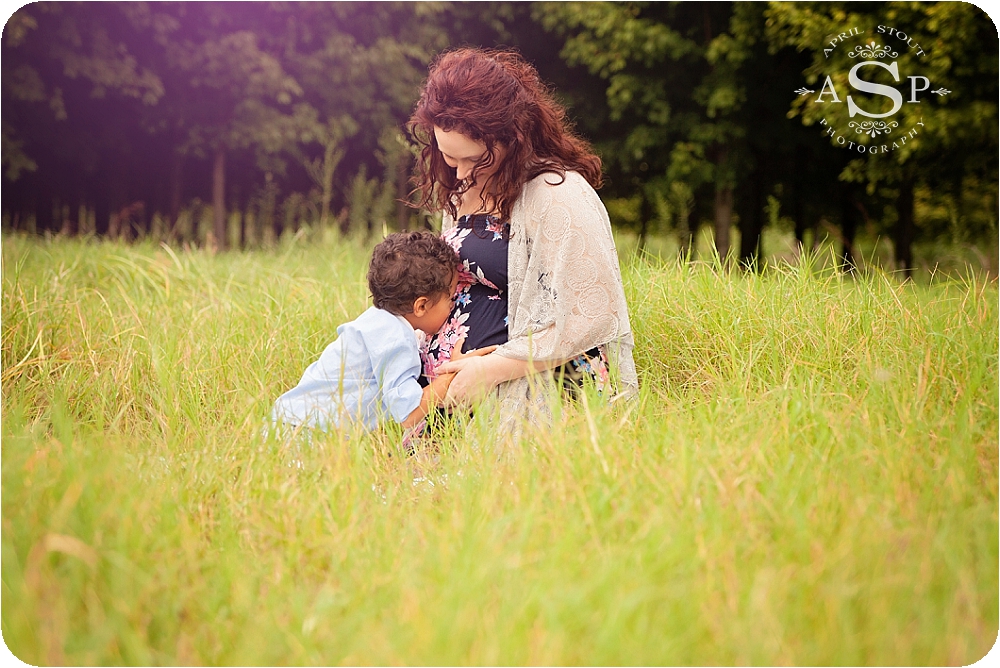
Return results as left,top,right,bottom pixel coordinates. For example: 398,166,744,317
272,306,424,430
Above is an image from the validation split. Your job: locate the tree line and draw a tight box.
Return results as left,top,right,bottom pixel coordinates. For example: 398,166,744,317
2,2,997,274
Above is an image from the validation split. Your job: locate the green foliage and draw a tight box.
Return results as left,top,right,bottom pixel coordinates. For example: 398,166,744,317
1,125,37,181
2,2,452,240
535,2,697,173
767,2,999,167
533,1,997,266
2,234,997,664
345,164,384,234
1,2,996,265
765,1,999,264
795,1,999,262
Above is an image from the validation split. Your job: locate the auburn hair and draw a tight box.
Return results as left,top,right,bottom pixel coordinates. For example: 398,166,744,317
407,47,603,222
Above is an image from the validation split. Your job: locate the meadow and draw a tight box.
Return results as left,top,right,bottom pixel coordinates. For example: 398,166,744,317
2,229,997,665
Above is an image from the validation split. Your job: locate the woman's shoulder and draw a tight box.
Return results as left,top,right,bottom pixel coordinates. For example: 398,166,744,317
519,170,605,222
524,170,594,197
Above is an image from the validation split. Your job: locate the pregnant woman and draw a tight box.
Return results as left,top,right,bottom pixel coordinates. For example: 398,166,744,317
407,47,638,433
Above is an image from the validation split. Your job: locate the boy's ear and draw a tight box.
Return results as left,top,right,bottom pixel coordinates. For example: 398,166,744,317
412,295,430,316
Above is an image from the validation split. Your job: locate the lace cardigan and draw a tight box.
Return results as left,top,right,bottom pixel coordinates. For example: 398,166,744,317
442,171,638,433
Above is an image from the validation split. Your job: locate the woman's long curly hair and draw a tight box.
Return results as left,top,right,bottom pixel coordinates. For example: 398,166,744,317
407,48,602,222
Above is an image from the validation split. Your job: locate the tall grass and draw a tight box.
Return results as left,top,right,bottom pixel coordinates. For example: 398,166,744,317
2,231,997,664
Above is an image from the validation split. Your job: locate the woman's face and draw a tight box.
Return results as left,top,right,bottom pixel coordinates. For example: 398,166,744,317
433,126,501,184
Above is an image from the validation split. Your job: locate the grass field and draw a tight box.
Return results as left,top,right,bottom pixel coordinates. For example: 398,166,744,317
2,230,997,665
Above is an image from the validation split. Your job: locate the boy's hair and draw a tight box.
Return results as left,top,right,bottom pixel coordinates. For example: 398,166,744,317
368,231,458,315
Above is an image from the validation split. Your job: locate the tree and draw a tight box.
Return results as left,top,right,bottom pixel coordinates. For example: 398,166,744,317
144,3,304,249
275,2,449,233
2,2,452,244
2,3,165,236
534,2,702,249
535,2,780,262
766,1,999,275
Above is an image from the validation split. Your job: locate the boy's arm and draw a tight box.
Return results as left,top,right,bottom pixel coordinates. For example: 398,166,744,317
400,373,455,429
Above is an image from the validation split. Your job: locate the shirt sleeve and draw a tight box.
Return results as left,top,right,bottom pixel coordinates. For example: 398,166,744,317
368,325,423,424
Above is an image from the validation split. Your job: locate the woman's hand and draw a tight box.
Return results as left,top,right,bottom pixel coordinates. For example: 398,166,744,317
437,335,504,406
440,355,504,406
448,335,498,364
437,336,567,406
441,353,544,407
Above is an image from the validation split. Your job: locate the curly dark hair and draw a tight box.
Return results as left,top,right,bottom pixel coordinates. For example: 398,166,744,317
367,231,458,315
407,47,603,222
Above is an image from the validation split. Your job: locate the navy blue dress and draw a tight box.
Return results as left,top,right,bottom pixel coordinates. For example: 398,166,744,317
421,214,510,375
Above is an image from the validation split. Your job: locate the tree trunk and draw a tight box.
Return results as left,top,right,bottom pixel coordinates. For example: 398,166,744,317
840,191,857,271
107,212,121,240
59,177,84,236
396,153,410,231
35,191,53,235
638,194,653,251
674,187,693,261
319,139,342,230
713,144,732,263
59,202,79,236
894,174,915,278
107,160,128,240
168,152,184,241
212,145,226,250
713,185,732,263
739,168,764,270
792,149,807,249
134,199,149,240
273,198,284,240
94,195,110,237
677,220,693,260
258,173,277,245
236,210,246,249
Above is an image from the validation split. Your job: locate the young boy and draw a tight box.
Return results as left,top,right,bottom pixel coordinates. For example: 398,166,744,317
272,231,492,432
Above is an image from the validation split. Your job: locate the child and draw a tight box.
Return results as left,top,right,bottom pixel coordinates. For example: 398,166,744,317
272,231,494,432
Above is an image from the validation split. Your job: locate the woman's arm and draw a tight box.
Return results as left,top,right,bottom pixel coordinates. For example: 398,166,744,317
437,353,564,406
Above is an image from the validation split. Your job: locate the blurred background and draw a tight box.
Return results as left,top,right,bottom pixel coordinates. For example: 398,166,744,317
2,1,997,276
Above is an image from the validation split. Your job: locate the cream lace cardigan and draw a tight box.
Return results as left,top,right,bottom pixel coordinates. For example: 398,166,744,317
442,171,638,432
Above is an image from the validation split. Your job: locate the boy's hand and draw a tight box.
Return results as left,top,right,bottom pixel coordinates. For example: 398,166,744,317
402,372,457,429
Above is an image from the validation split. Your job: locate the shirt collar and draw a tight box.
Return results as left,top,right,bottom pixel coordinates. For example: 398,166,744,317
395,314,414,332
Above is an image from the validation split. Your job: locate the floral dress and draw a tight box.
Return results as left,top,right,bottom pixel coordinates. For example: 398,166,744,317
421,213,611,397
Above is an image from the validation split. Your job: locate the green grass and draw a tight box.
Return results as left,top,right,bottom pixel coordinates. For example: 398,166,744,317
2,230,997,665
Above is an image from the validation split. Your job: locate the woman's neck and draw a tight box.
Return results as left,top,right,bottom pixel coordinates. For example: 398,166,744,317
456,183,499,218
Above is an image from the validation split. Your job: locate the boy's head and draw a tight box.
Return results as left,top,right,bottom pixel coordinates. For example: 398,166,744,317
368,231,459,331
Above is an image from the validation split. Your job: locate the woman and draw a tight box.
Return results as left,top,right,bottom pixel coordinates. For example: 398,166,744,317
407,47,637,432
